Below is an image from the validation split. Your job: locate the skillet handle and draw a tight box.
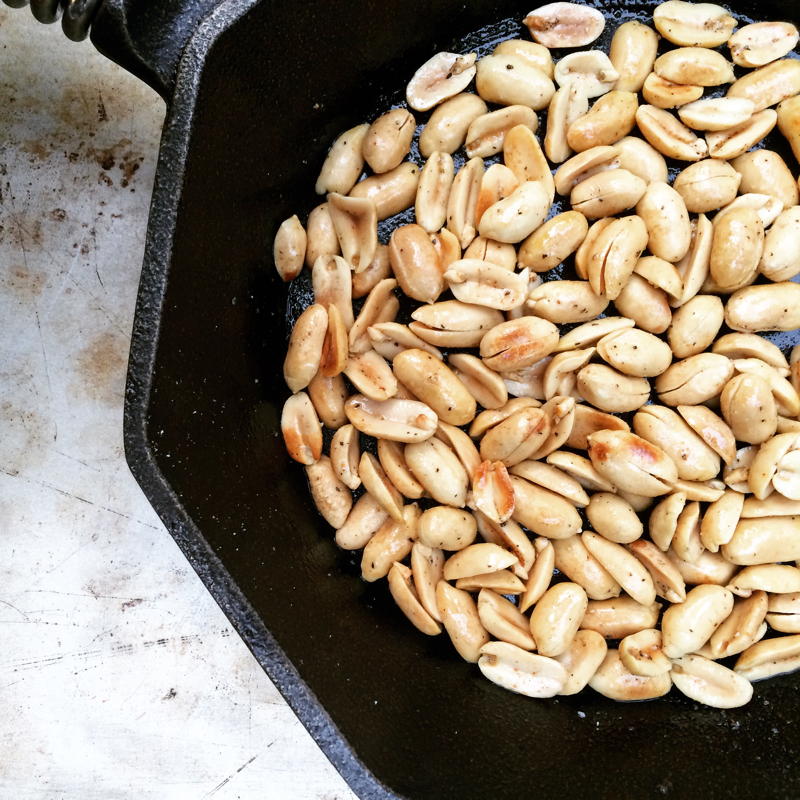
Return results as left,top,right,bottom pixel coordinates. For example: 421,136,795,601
90,0,225,100
1,0,225,99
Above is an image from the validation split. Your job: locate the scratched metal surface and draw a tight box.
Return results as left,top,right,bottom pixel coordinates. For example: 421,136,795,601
0,8,353,799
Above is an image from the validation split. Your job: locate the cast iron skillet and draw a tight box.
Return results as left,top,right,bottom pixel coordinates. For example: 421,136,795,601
12,0,800,797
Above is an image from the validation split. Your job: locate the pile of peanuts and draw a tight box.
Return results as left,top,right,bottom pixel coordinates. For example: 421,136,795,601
274,0,800,708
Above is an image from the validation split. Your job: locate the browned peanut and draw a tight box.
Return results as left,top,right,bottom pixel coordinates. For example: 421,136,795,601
566,404,631,450
475,54,555,110
284,304,327,393
481,407,550,466
389,223,444,304
305,203,340,267
305,455,353,529
642,73,704,109
583,531,656,606
327,192,377,271
313,254,354,333
570,169,647,219
446,156,484,249
653,1,737,48
510,476,582,539
629,539,687,603
351,162,420,220
362,505,420,582
552,536,621,600
567,91,638,152
472,460,515,524
362,109,415,174
274,215,307,282
344,350,397,401
352,244,391,299
393,349,475,427
610,20,658,93
706,109,778,159
420,93,488,157
517,211,588,272
529,582,589,657
480,316,559,373
656,353,734,406
654,47,734,87
524,2,605,48
474,164,520,226
635,105,708,161
307,372,347,430
436,581,488,661
281,392,323,466
582,596,661,639
634,405,720,482
315,124,369,195
466,106,540,159
588,430,678,497
388,563,441,636
728,59,800,112
449,353,507,410
673,159,740,214
668,295,724,359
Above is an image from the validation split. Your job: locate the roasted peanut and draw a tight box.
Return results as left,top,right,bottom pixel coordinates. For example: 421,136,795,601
351,162,420,220
475,54,555,111
725,282,800,332
523,2,605,48
517,211,588,272
636,181,691,263
654,47,734,87
635,105,708,161
465,106,539,159
589,649,672,700
706,109,778,159
570,168,647,219
673,159,740,214
728,58,800,112
529,582,589,657
653,1,737,48
642,73,704,110
612,136,668,184
567,91,638,153
730,22,799,68
406,52,477,112
420,93,488,157
478,641,567,697
610,20,659,93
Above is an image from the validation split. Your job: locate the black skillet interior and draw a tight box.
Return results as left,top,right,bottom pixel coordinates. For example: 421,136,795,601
130,0,800,797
